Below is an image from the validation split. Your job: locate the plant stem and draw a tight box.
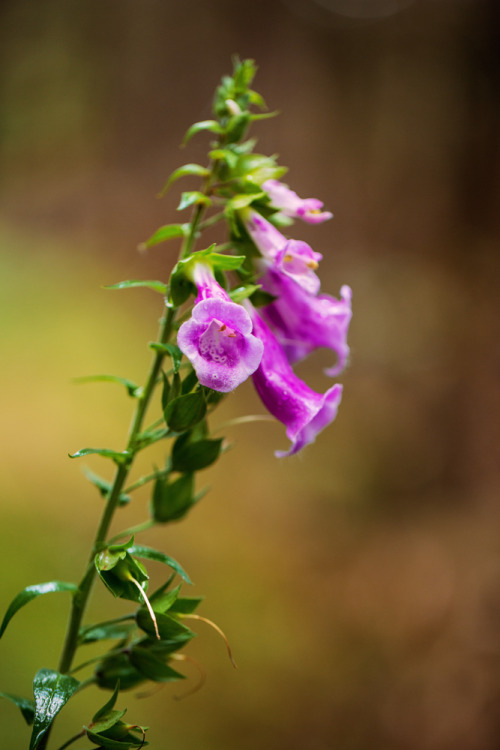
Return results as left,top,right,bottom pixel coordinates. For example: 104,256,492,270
40,184,211,750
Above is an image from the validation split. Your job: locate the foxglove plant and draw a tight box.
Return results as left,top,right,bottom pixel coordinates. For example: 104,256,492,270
0,58,352,749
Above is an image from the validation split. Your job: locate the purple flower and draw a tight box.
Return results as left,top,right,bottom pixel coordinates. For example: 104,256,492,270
262,179,333,224
261,269,352,377
244,210,322,294
177,264,263,393
242,209,352,375
248,306,343,457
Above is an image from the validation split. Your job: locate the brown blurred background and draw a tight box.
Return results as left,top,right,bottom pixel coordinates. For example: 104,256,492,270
1,1,500,748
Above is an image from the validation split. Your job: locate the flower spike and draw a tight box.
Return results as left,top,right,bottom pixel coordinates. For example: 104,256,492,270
262,179,333,224
177,264,263,393
247,306,343,457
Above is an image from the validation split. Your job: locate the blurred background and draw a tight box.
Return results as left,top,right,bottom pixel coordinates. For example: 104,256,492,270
1,0,499,748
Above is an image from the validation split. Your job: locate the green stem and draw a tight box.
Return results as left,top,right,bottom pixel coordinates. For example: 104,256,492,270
40,177,211,750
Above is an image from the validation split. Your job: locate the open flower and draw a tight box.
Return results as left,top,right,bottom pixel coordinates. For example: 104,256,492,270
248,305,343,457
243,210,322,294
242,209,352,374
177,264,263,392
260,270,352,377
262,179,333,224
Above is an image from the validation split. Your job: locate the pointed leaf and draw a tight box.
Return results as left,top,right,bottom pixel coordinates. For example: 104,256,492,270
148,342,183,373
164,392,206,433
83,468,130,507
140,223,188,248
128,545,191,584
78,622,135,645
159,164,210,195
1,582,78,638
74,375,140,398
169,596,203,615
182,119,224,145
136,609,195,644
0,692,35,725
69,448,131,465
93,682,120,722
103,280,167,294
129,647,185,683
30,669,79,750
89,709,127,735
176,191,212,212
152,473,196,524
171,436,223,472
86,727,145,749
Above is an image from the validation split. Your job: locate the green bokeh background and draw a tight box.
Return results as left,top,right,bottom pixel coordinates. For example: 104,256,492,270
1,1,499,748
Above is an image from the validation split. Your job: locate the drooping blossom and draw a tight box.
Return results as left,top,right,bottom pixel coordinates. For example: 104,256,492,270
247,305,343,457
177,264,263,393
262,179,333,224
243,209,352,376
244,210,322,294
260,271,352,377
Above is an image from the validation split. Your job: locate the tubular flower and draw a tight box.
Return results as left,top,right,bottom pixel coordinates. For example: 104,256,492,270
260,270,352,377
242,210,352,375
262,179,333,224
244,210,322,294
248,305,343,457
177,264,263,393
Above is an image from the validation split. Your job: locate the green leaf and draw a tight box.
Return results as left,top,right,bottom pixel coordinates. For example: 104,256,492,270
182,119,223,145
78,622,135,646
169,596,203,615
103,279,167,294
86,726,146,749
30,669,79,750
140,223,188,248
96,550,149,603
95,653,144,691
149,583,182,613
152,473,196,523
136,609,195,644
83,468,131,507
0,692,35,725
229,284,260,303
164,392,206,433
176,191,212,212
148,342,183,373
74,375,140,398
228,192,265,210
128,545,191,584
180,368,198,395
159,164,210,195
1,582,78,638
90,708,127,735
171,435,223,472
92,682,120,721
129,647,185,683
209,148,238,169
69,448,131,465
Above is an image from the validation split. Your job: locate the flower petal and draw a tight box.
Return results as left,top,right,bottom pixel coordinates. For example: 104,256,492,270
262,179,333,224
248,307,343,456
261,270,352,377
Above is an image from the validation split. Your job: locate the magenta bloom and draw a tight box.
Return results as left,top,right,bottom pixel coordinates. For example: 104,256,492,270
177,264,263,393
261,269,352,377
248,306,343,457
262,179,333,224
244,210,322,294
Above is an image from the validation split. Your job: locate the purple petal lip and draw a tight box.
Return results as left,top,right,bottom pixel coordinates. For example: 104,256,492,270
248,307,343,457
178,296,263,393
260,270,352,377
262,179,333,224
274,239,323,295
